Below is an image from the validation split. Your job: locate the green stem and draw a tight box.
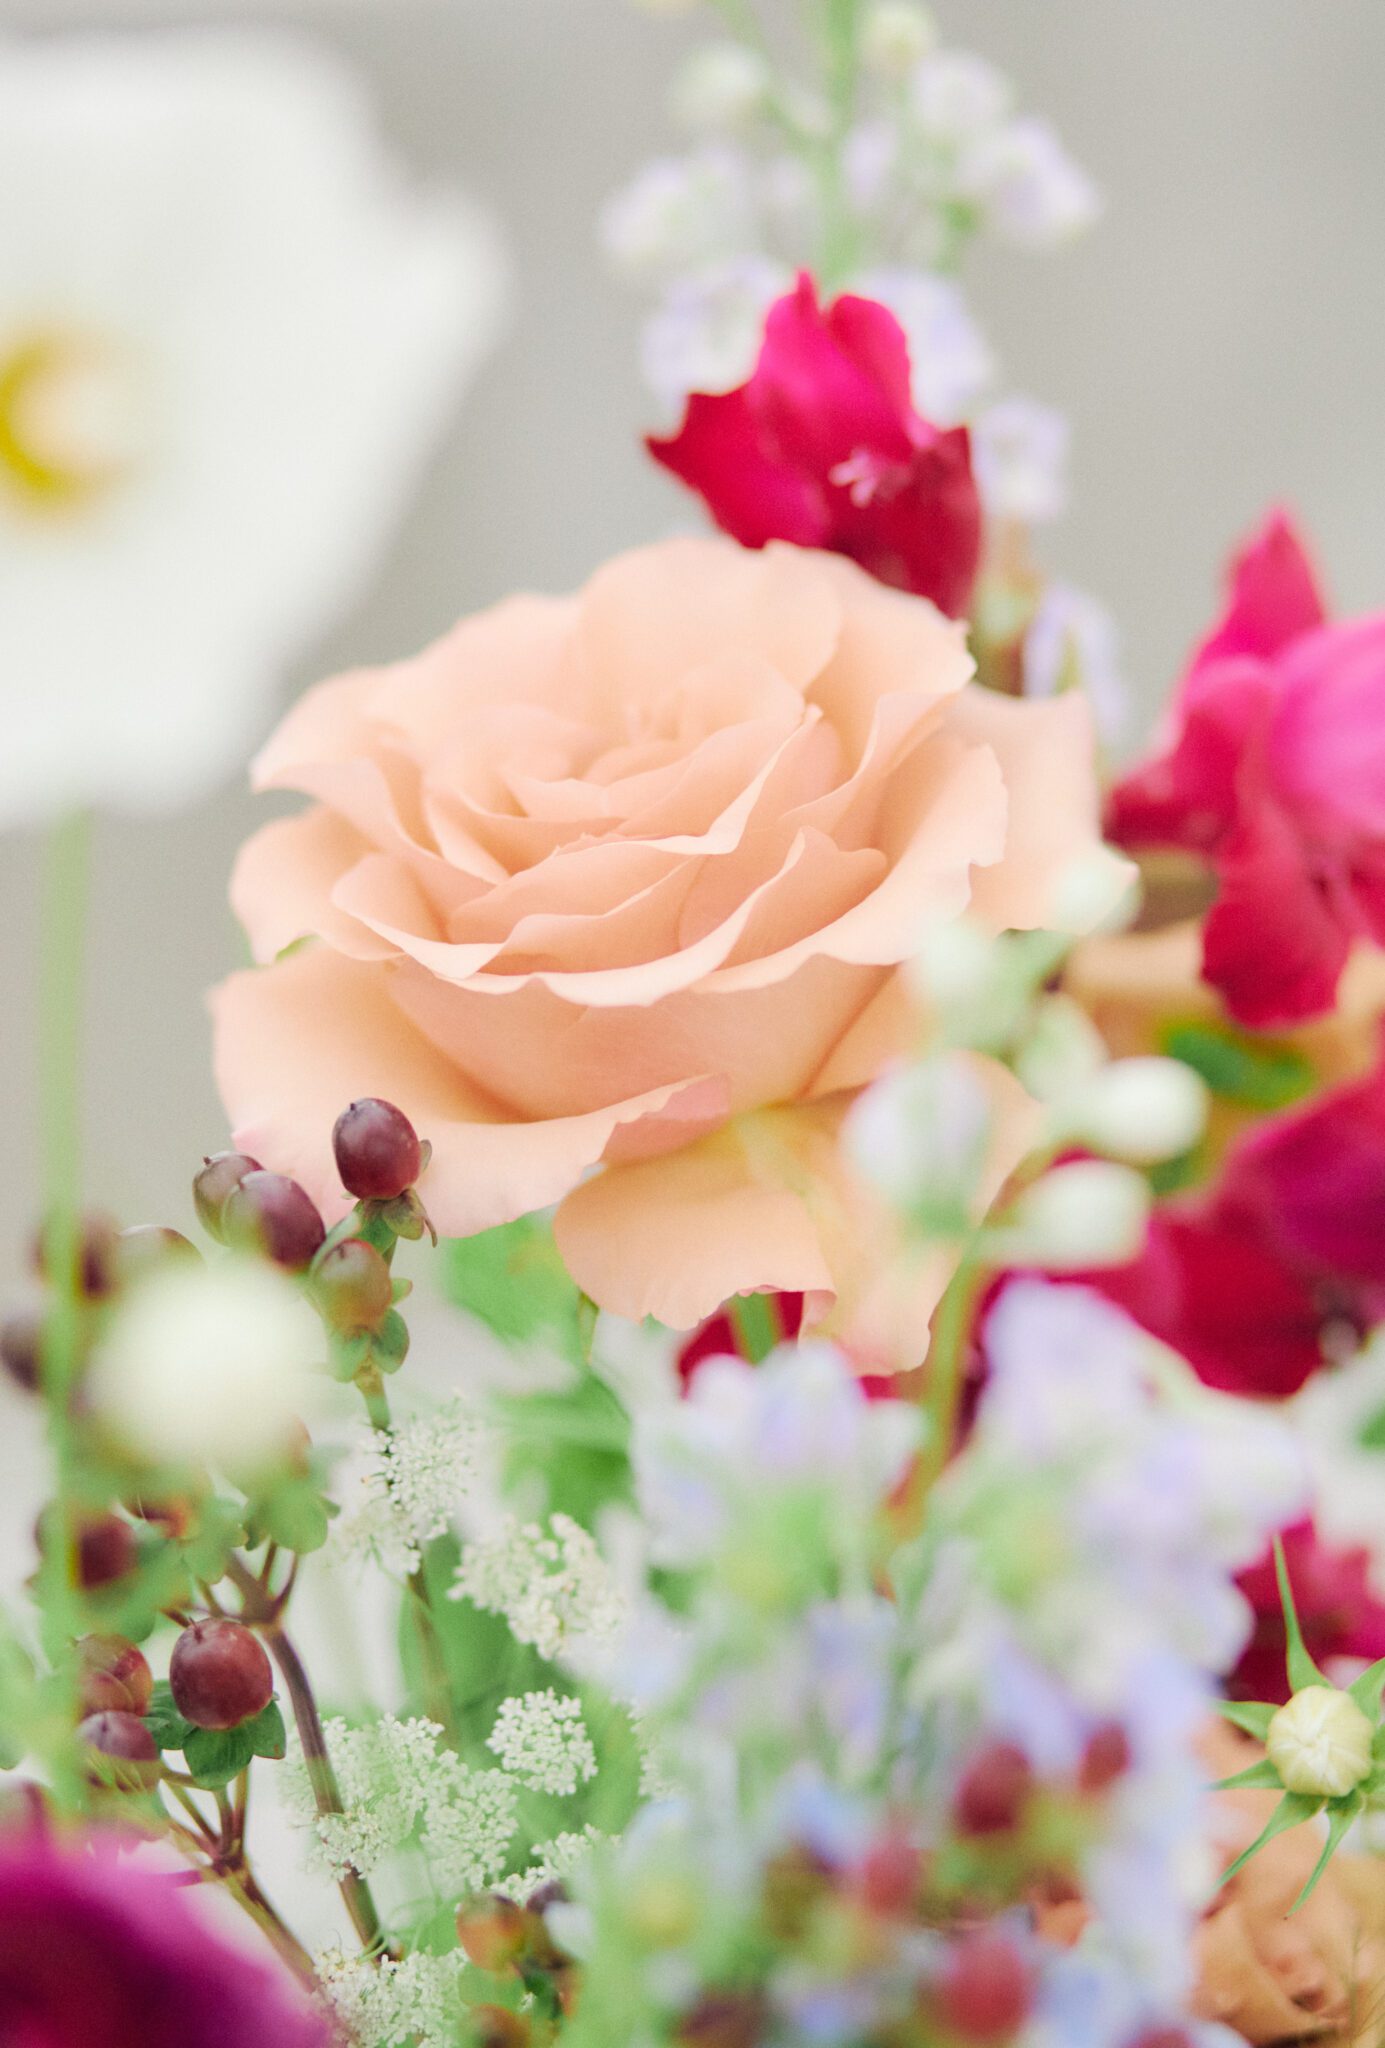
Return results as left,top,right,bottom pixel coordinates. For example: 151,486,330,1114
919,1240,986,1488
816,0,863,286
32,810,93,1803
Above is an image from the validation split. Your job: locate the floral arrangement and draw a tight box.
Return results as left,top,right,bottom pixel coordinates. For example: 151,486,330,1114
6,8,1385,2048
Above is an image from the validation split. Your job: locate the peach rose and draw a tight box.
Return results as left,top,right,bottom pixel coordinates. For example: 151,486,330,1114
212,537,1122,1349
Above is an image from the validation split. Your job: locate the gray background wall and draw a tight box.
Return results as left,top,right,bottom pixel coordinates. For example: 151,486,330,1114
2,0,1385,1271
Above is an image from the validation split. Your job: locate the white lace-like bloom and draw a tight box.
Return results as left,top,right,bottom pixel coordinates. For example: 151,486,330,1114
90,1256,321,1473
452,1514,627,1660
972,395,1070,524
488,1690,598,1797
419,1755,519,1897
0,29,506,823
907,51,1012,142
335,1402,485,1577
958,115,1101,248
316,1946,465,2048
600,145,755,283
506,1825,609,1897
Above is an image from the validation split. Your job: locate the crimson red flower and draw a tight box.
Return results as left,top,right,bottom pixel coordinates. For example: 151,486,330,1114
0,1823,328,2047
648,274,982,619
1229,1518,1385,1703
1106,509,1385,1026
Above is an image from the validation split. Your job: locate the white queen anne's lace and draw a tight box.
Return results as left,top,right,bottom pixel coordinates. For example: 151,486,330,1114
336,1403,485,1577
451,1514,626,1659
488,1690,598,1796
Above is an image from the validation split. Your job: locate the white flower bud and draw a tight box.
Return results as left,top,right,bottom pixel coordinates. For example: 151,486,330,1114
845,1053,991,1228
91,1257,322,1472
1015,995,1107,1105
671,43,771,132
998,1160,1149,1271
1267,1685,1375,1799
905,919,1031,1053
1048,846,1138,937
1067,1057,1209,1164
861,2,937,76
909,52,1012,144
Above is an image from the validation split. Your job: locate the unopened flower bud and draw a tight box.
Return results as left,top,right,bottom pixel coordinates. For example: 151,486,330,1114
676,1993,767,2048
79,1709,161,1791
0,1310,44,1393
192,1151,262,1239
170,1618,273,1731
856,1830,922,1918
33,1211,119,1300
333,1098,423,1203
1000,1160,1149,1271
845,1054,991,1229
1266,1684,1374,1798
862,1,936,75
223,1171,325,1270
1078,1720,1131,1793
472,2008,530,2048
671,43,769,131
115,1225,201,1283
1065,1057,1208,1164
73,1513,137,1590
76,1634,153,1718
1048,846,1136,937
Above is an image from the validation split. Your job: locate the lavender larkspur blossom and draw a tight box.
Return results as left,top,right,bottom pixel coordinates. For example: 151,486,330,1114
0,1824,330,2046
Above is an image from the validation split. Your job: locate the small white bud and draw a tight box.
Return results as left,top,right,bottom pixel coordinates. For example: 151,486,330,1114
1267,1685,1375,1799
909,52,1012,144
845,1054,991,1229
1067,1056,1209,1164
1015,995,1107,1104
1048,847,1138,937
905,920,1031,1053
861,2,937,76
91,1257,322,1472
998,1160,1149,1271
671,43,771,132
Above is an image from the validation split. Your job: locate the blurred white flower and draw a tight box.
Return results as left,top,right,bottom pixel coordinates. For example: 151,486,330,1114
997,1159,1151,1271
639,256,788,414
959,115,1101,248
972,395,1070,524
1024,581,1129,745
844,1052,992,1226
852,267,994,423
90,1255,322,1472
861,3,938,78
1059,1056,1209,1166
601,146,755,283
670,43,771,134
0,29,506,824
908,51,1012,144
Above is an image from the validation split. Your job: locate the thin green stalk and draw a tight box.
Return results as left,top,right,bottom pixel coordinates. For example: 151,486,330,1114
918,1239,986,1489
816,0,864,286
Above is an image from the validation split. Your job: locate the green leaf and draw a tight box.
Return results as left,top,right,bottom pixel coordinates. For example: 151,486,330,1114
1348,1654,1385,1720
1274,1536,1327,1694
145,1679,196,1753
255,1477,332,1556
726,1292,780,1365
246,1699,286,1761
440,1215,586,1360
1217,1698,1276,1742
183,1720,258,1788
1162,1021,1316,1110
179,1497,247,1584
1291,1791,1364,1911
1213,1758,1284,1792
1355,1402,1385,1451
1218,1791,1325,1888
373,1309,411,1375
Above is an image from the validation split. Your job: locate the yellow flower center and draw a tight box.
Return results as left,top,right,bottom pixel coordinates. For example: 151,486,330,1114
1266,1684,1374,1799
0,328,144,517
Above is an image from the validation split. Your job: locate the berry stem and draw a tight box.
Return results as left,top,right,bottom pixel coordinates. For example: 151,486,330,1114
224,1554,389,1956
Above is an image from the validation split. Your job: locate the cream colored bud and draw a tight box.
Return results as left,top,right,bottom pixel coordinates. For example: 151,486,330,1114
671,43,770,131
1267,1685,1374,1799
999,1159,1150,1271
1068,1056,1209,1163
862,2,937,75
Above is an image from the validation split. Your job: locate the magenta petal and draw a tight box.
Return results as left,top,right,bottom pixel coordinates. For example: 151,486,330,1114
1270,615,1385,840
753,272,913,476
1230,1519,1385,1703
1200,797,1351,1026
1104,658,1274,853
1193,506,1328,670
648,388,826,551
824,287,917,418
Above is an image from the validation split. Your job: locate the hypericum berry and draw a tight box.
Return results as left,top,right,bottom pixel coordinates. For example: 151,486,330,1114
1126,2031,1195,2048
115,1225,200,1283
456,1893,528,1973
74,1514,137,1590
33,1212,119,1299
311,1237,393,1333
193,1151,263,1240
936,1934,1033,2043
76,1634,153,1717
857,1830,923,1918
953,1741,1034,1837
1079,1720,1132,1794
676,1994,767,2048
332,1098,422,1202
471,2008,530,2048
169,1618,273,1730
222,1172,325,1271
0,1310,43,1392
78,1710,161,1790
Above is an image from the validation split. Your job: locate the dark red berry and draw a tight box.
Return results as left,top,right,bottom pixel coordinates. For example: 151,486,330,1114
1079,1720,1132,1794
193,1152,263,1240
74,1514,137,1590
76,1634,153,1717
115,1225,200,1282
676,1994,767,2048
937,1934,1033,2043
222,1172,325,1270
311,1237,393,1333
33,1212,119,1299
953,1742,1034,1837
0,1310,43,1392
78,1710,161,1790
169,1618,273,1730
1126,2032,1195,2048
333,1099,422,1202
472,2009,530,2048
456,1893,528,1972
